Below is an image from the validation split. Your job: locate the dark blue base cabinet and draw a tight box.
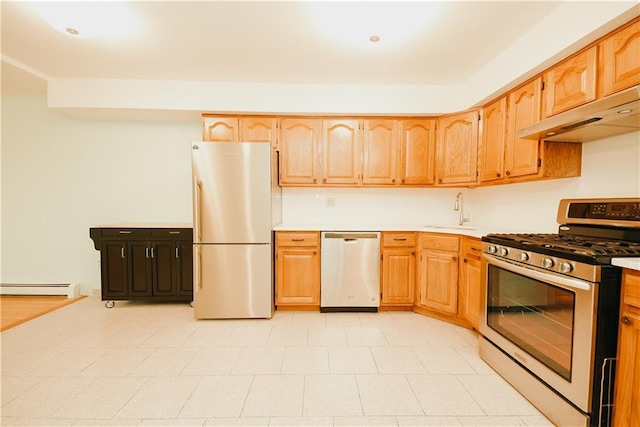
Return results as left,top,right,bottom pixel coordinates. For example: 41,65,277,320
90,226,193,306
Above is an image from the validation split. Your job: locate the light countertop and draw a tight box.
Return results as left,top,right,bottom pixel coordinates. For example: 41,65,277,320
92,222,193,229
612,258,640,271
273,223,529,239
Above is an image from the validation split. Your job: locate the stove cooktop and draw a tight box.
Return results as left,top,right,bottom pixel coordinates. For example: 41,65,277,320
483,232,640,265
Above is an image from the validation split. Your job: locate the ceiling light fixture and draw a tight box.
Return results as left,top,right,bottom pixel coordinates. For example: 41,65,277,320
308,2,440,49
618,109,633,114
30,1,140,39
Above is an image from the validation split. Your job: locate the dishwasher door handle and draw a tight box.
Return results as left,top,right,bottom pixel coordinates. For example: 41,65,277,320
323,232,379,239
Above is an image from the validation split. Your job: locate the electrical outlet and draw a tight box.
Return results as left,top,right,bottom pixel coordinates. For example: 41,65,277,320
326,197,335,207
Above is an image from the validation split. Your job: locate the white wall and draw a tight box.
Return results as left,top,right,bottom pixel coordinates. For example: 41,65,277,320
2,92,639,294
1,94,199,294
283,132,640,233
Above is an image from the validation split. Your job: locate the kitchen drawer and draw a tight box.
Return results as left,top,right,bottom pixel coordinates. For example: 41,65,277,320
151,228,193,239
101,228,152,237
462,237,482,258
276,231,320,247
382,232,417,248
420,233,459,252
623,269,640,308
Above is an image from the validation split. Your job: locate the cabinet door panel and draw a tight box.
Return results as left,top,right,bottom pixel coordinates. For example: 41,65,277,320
279,118,320,185
601,19,640,96
460,256,481,329
382,248,415,305
128,241,152,297
506,79,541,178
322,119,361,185
153,241,176,296
363,120,398,185
276,247,320,305
176,242,194,296
479,97,507,182
101,241,128,298
240,117,278,149
543,47,597,118
400,120,436,185
419,250,458,314
436,111,479,185
202,117,239,142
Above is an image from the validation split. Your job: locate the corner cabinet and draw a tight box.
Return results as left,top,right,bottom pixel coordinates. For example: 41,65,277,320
275,231,321,309
613,268,640,426
416,233,460,317
380,232,416,309
436,110,480,186
89,226,193,307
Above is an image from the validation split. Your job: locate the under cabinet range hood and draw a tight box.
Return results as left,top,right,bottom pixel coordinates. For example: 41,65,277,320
518,84,640,143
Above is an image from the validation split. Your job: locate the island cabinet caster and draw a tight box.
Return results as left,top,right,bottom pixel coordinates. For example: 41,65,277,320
190,301,194,308
105,300,115,308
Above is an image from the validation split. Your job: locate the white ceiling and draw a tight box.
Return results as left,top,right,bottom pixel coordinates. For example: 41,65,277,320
2,1,566,91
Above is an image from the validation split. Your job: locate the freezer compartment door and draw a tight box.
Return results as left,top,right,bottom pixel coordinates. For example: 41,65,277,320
192,142,272,244
193,244,273,319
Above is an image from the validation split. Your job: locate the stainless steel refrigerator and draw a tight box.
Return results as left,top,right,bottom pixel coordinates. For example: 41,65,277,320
191,141,281,319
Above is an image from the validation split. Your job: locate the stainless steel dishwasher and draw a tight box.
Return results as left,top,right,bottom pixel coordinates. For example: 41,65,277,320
320,231,380,312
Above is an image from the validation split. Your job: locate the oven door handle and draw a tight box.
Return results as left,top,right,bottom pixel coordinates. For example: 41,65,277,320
483,254,592,291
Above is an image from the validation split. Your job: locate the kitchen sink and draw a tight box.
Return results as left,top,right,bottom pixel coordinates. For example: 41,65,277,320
422,224,478,230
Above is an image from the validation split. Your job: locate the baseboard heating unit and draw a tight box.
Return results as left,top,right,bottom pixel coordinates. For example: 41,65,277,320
0,283,78,299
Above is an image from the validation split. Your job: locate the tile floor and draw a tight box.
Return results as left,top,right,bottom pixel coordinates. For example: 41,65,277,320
0,297,553,426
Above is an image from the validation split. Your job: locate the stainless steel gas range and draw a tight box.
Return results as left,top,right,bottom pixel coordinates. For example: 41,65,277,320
479,198,640,427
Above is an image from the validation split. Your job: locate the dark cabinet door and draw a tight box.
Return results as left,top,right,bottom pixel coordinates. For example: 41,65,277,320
153,241,177,296
101,240,128,299
128,241,152,297
176,242,194,296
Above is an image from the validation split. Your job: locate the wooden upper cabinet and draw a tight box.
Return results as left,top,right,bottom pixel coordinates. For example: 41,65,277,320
202,116,239,142
399,119,436,185
479,97,507,183
542,46,597,118
600,18,640,97
436,110,479,185
505,78,542,179
240,117,278,149
279,118,321,186
363,119,399,185
322,119,362,185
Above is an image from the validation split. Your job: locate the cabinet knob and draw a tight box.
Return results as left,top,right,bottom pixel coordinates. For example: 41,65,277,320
622,316,632,326
313,178,317,183
402,179,405,184
505,171,511,176
392,179,396,183
463,258,467,263
452,257,457,261
323,178,327,183
496,173,501,178
438,178,443,184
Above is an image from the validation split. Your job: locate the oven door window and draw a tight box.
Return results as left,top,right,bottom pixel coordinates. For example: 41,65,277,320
487,264,575,381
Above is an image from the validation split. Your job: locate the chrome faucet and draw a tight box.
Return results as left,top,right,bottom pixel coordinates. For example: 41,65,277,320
453,192,470,226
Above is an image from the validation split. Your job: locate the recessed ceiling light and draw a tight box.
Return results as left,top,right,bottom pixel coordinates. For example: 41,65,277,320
546,131,556,136
30,1,140,39
618,109,633,114
369,35,380,43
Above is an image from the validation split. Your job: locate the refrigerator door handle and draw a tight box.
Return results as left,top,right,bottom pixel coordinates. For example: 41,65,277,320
193,175,202,244
194,244,202,291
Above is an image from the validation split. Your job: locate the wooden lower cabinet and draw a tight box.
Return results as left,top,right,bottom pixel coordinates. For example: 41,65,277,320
416,234,460,318
90,227,193,305
459,237,482,330
380,232,416,309
613,268,640,426
275,231,320,309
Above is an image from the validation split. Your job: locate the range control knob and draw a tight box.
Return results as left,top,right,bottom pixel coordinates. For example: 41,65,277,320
518,252,530,262
499,247,509,256
559,262,573,273
542,258,555,268
488,246,498,254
